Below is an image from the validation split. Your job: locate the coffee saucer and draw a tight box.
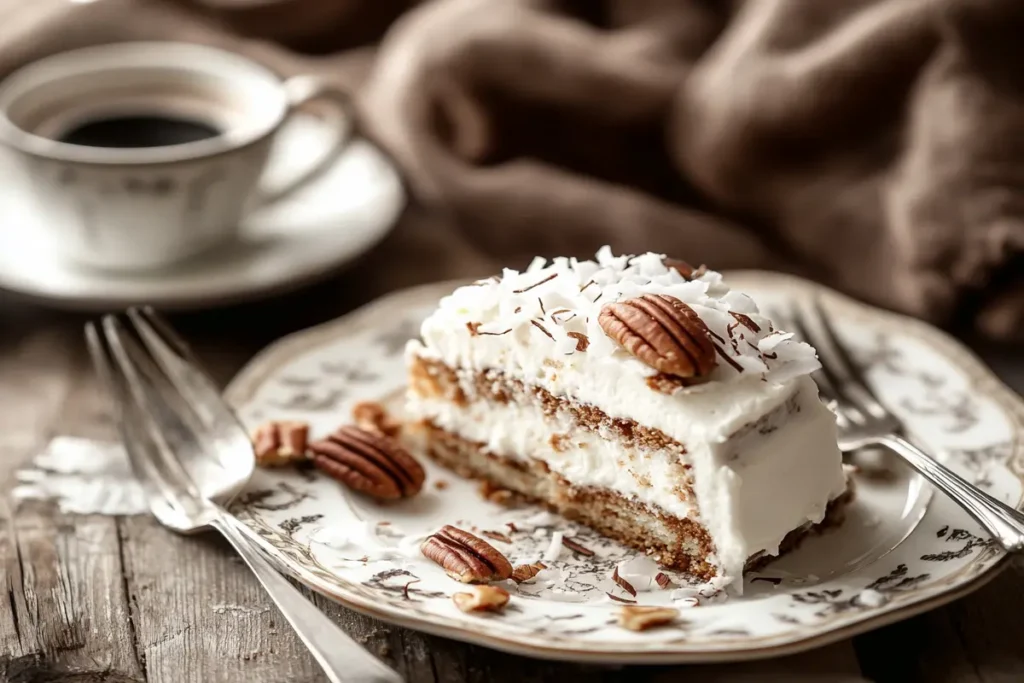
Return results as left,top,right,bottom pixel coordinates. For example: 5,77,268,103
0,113,404,311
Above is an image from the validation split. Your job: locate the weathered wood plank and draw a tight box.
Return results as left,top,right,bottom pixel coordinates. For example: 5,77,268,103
0,505,144,683
0,331,144,682
0,321,81,478
119,515,344,683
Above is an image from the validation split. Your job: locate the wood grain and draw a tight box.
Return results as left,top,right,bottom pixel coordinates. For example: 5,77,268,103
1,213,1022,681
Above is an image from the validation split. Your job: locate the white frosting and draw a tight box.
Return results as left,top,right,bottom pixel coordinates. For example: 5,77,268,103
415,245,821,389
406,247,847,581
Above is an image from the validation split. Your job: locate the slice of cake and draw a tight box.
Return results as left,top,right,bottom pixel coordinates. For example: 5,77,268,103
404,248,849,583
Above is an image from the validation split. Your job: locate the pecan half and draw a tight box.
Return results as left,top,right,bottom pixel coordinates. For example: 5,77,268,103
252,420,309,467
598,295,717,378
617,605,680,631
309,426,425,499
452,585,510,613
421,525,513,583
351,401,402,438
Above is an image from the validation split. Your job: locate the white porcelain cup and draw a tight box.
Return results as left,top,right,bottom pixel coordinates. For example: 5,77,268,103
0,42,352,272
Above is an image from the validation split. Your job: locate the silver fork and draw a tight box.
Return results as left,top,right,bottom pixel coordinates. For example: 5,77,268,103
86,307,404,683
777,299,1024,553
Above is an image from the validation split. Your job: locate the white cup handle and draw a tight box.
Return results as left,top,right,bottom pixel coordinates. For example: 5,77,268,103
252,75,356,208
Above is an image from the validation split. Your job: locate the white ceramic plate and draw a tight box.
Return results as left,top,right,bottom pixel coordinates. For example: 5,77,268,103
224,273,1023,664
0,113,404,311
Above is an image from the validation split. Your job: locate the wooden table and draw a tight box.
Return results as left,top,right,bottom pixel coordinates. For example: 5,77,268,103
2,207,1022,683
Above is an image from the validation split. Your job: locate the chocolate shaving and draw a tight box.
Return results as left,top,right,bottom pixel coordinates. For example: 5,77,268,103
606,592,637,604
664,258,707,281
538,298,546,316
655,572,674,589
514,306,522,314
481,530,512,544
708,328,726,344
561,537,595,556
726,321,740,350
566,331,589,352
466,322,481,336
612,567,638,598
531,320,555,340
505,522,518,533
579,279,596,292
730,312,761,333
478,328,513,336
746,340,778,360
402,579,421,599
714,342,745,371
513,272,558,294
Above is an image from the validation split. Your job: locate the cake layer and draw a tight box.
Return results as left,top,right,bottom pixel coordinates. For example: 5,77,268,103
414,420,852,579
405,247,849,583
409,356,695,518
407,355,849,580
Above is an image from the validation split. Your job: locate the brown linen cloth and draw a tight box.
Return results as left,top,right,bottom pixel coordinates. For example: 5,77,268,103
1,0,1022,341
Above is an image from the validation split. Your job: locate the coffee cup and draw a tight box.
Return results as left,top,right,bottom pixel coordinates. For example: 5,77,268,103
0,42,352,272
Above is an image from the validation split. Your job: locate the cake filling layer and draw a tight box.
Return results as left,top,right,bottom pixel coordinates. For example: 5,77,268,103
406,356,849,580
411,388,696,519
414,420,852,580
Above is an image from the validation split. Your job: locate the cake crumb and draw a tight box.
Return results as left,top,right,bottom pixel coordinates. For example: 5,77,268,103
351,401,402,438
434,480,449,491
549,434,570,452
479,481,520,507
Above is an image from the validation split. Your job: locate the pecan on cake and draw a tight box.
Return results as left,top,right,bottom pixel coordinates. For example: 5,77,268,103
404,247,850,585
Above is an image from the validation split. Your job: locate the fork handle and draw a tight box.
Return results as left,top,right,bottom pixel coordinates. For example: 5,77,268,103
878,434,1024,553
209,512,405,683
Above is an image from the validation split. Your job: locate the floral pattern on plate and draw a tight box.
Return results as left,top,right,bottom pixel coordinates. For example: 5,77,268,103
225,273,1023,663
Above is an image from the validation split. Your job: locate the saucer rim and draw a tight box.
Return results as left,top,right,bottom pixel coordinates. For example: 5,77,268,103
0,128,405,311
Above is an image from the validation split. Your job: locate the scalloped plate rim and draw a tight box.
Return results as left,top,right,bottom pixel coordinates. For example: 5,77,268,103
224,271,1023,664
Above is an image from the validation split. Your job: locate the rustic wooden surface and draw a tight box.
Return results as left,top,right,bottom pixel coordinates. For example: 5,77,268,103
1,207,1023,683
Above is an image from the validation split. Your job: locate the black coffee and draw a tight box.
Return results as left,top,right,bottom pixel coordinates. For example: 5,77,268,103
58,114,221,148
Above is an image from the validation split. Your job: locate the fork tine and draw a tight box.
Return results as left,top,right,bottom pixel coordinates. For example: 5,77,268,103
127,307,221,431
128,307,250,443
87,321,180,511
102,315,205,504
804,298,889,419
138,305,202,366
